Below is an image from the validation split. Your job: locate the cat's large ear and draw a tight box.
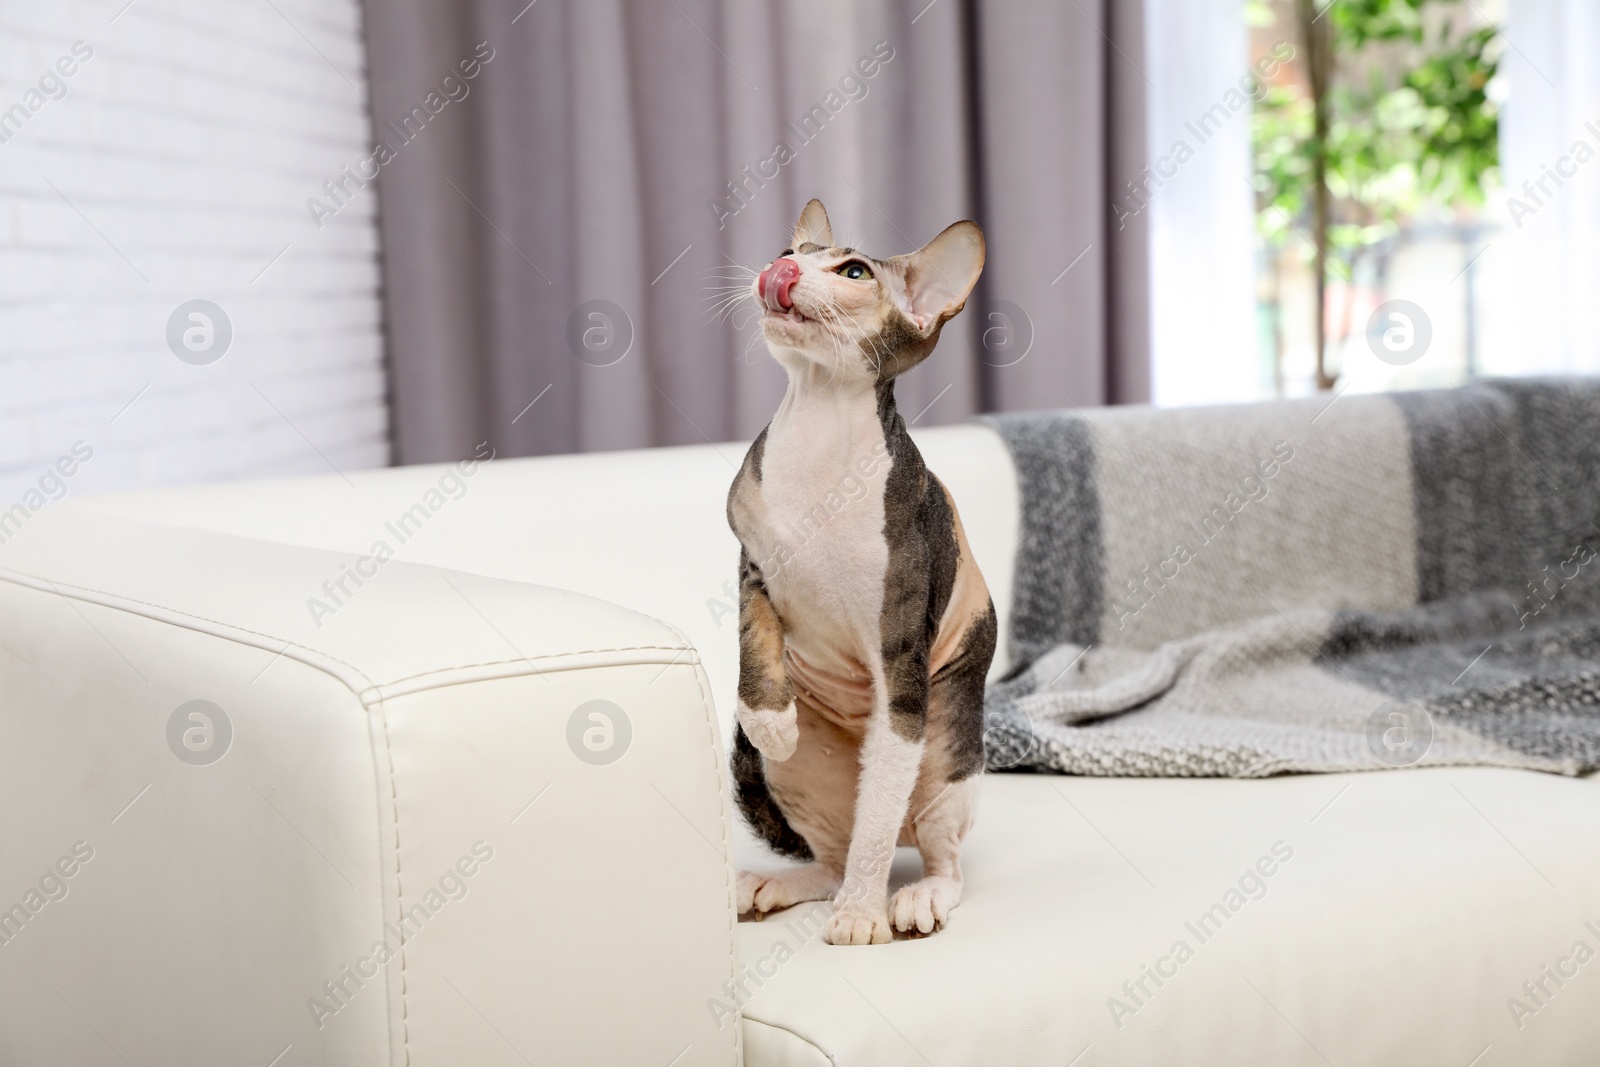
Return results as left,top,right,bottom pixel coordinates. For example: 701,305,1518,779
790,199,834,249
894,221,986,332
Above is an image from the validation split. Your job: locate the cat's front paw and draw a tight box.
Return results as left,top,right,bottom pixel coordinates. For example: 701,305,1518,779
738,700,798,762
824,903,893,946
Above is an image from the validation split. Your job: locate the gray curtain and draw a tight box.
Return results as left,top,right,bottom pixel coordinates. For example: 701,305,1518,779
361,0,1150,462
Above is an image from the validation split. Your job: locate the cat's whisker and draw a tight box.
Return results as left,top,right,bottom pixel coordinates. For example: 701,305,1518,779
705,282,763,328
814,292,869,385
704,289,749,307
705,256,760,284
704,303,742,328
739,326,767,365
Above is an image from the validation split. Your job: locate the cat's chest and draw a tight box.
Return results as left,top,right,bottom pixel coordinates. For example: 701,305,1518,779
744,415,893,636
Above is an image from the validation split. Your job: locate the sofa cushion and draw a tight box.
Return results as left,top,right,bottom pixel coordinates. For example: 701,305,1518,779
734,769,1600,1066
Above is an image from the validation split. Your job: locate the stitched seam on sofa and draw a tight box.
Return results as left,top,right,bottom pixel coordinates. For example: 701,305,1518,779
362,651,714,704
677,646,744,1066
373,645,696,689
7,561,709,738
0,566,695,701
372,691,410,1067
0,565,384,696
1,566,696,724
742,1017,838,1066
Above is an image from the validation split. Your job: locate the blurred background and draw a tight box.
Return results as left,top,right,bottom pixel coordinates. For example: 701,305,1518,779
0,0,1594,500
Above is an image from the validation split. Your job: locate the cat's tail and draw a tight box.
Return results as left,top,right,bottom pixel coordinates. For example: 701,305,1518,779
730,724,814,860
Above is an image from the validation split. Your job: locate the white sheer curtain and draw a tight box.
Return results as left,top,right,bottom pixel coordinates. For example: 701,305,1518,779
1491,0,1600,376
1141,0,1259,406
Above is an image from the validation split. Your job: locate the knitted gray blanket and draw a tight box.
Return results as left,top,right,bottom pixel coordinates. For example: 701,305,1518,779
980,379,1600,777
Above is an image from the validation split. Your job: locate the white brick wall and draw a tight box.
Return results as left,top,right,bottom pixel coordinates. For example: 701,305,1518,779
0,0,388,510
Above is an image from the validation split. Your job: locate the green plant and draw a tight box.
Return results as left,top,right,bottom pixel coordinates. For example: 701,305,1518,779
1252,0,1501,390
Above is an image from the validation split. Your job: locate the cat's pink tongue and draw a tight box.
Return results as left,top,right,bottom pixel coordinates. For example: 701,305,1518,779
759,258,801,311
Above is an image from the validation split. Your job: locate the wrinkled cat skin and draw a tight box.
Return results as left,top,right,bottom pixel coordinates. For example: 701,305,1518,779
727,200,996,945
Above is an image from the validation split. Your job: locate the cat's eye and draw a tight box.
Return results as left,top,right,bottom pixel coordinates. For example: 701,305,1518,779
836,261,872,281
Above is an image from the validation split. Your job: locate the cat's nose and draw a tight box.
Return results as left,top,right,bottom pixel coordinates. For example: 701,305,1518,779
759,258,801,311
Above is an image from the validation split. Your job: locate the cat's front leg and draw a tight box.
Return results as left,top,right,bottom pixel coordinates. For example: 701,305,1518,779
735,549,798,761
826,645,930,945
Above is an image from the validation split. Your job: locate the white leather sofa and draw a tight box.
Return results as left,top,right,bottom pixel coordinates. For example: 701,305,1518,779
3,425,1598,1066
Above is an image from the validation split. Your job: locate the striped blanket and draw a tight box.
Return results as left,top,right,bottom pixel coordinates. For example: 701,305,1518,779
980,379,1600,777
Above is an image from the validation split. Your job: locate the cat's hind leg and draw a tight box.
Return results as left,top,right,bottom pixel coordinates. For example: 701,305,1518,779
890,609,991,936
737,701,860,919
738,862,843,917
891,775,978,935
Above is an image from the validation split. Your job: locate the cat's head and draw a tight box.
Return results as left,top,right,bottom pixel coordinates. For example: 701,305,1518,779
752,199,985,382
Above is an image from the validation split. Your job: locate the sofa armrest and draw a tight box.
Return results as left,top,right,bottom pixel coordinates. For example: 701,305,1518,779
0,510,739,1067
